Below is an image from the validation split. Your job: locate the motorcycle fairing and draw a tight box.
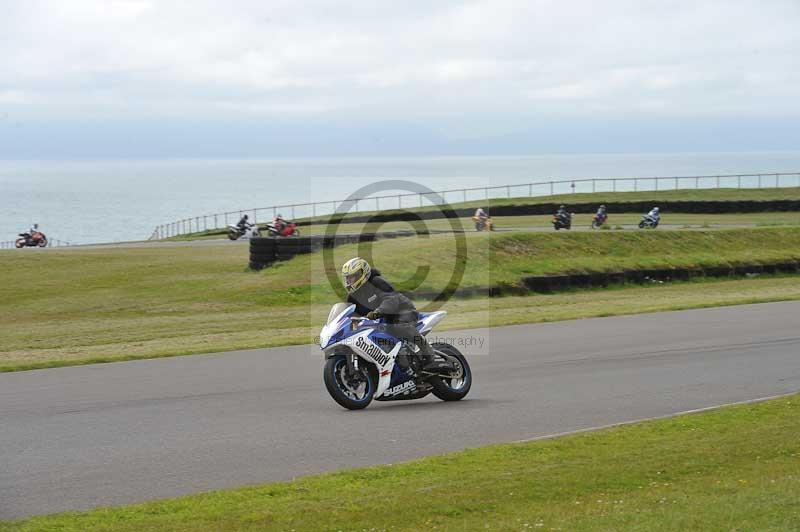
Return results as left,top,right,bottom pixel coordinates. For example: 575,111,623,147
417,311,447,335
320,304,401,398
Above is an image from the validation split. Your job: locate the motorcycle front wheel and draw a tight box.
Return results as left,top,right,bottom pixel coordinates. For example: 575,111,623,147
429,343,472,402
38,238,47,248
324,355,377,410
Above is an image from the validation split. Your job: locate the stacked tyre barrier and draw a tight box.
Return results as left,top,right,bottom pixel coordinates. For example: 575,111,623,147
311,199,800,227
521,261,800,293
406,260,800,299
249,231,416,270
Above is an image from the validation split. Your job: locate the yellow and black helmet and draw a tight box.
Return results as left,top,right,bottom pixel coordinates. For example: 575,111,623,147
342,257,371,293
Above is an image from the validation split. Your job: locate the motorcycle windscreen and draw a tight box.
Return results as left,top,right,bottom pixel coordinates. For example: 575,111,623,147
327,303,355,325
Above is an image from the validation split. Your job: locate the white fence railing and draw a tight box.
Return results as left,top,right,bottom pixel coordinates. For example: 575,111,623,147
147,172,800,240
1,238,72,249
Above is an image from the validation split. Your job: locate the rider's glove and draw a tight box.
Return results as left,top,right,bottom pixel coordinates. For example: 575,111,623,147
366,311,381,320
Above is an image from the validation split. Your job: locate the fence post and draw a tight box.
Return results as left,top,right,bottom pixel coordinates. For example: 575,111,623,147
716,175,720,189
613,180,616,192
292,205,296,219
376,197,380,211
463,189,467,203
695,176,699,189
507,185,511,198
550,181,554,195
592,180,596,193
675,177,679,190
758,174,762,188
738,175,742,189
528,183,533,197
776,174,780,188
655,178,658,191
399,195,403,209
634,179,638,192
485,187,489,200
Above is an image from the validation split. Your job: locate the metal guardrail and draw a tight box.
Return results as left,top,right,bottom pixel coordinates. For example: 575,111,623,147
147,172,800,240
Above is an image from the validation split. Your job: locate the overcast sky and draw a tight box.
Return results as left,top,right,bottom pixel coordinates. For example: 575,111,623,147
1,0,798,158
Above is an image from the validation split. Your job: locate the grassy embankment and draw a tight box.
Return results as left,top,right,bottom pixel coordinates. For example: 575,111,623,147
167,187,800,240
4,393,799,531
2,228,800,372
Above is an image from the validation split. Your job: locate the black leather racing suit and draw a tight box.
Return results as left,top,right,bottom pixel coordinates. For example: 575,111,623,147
347,271,433,359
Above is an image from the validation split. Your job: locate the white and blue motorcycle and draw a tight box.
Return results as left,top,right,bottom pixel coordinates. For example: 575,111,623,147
319,303,472,410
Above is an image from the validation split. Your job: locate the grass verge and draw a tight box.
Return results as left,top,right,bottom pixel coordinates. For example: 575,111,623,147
4,393,799,531
166,187,800,239
3,227,800,371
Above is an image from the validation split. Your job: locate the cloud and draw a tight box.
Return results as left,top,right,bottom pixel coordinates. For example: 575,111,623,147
0,0,798,147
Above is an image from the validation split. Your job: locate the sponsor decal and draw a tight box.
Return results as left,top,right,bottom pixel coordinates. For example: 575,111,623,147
356,336,391,366
384,380,417,397
368,295,377,303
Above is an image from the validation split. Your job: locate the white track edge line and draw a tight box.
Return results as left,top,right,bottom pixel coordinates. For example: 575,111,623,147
511,391,799,446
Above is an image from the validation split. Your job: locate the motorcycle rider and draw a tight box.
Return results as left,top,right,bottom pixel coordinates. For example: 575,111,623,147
236,214,250,233
596,204,608,222
274,213,287,234
646,206,661,223
474,207,488,221
342,257,437,372
556,204,570,222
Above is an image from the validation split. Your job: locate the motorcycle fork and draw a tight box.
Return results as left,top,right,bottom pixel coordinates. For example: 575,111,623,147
347,354,358,374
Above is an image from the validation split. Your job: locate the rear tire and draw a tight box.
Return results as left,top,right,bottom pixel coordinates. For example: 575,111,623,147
429,343,472,401
15,239,25,248
324,355,376,410
228,229,240,241
638,221,646,229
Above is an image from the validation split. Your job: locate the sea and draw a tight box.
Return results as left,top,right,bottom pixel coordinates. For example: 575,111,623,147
2,151,800,245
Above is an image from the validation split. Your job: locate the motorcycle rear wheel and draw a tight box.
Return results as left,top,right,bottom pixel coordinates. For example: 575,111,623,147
324,355,377,410
15,239,25,248
429,343,472,401
228,229,240,241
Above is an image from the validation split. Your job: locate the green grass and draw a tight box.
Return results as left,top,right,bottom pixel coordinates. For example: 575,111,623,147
2,227,800,372
300,186,800,222
4,393,799,531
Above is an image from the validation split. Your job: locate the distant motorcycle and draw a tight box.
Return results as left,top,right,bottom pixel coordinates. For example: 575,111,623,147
552,213,572,231
638,215,660,229
266,220,300,237
472,215,495,232
227,223,260,241
15,231,48,248
591,213,608,229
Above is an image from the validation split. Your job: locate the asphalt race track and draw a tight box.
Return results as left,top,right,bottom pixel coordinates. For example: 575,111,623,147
2,302,799,520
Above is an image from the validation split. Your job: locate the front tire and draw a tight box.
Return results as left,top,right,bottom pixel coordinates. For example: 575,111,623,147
429,343,472,401
38,237,47,248
324,355,376,410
